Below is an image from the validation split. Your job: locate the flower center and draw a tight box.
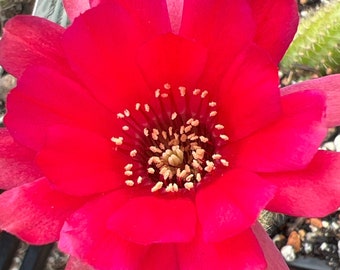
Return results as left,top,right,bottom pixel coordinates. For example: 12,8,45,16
111,83,229,193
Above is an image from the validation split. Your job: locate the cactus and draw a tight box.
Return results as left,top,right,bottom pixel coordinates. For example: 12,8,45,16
280,0,340,76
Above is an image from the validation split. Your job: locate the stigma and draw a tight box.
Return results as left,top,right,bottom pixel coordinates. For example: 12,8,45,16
111,83,229,193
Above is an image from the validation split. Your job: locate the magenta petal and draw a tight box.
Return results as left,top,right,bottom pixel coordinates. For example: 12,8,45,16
227,90,327,172
108,195,196,245
0,128,41,189
5,66,115,151
62,2,162,112
177,227,267,270
36,125,124,196
140,244,178,270
0,178,86,244
62,0,91,22
196,169,276,242
137,33,207,89
248,0,298,63
0,16,67,78
282,74,340,127
180,0,255,86
219,45,281,140
59,190,146,270
252,222,288,270
264,151,340,217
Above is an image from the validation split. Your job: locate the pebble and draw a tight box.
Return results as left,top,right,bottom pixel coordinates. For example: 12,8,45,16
334,134,340,152
309,218,323,229
303,242,313,254
287,231,301,252
281,245,296,262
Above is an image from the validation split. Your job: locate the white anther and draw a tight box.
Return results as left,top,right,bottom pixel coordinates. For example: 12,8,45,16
179,169,188,179
201,90,208,98
171,112,177,120
163,169,172,180
186,118,194,125
135,103,141,111
185,164,191,173
190,135,198,141
152,133,158,140
144,128,149,137
184,182,194,190
161,93,168,98
199,136,209,143
148,167,156,174
179,86,186,96
184,125,193,133
180,134,187,142
151,181,163,192
192,159,202,169
165,183,173,192
195,148,205,159
196,173,202,182
209,102,217,107
155,89,161,98
130,149,137,157
186,174,194,182
124,109,130,117
137,176,143,184
193,89,201,95
122,125,129,131
172,183,179,192
149,146,162,153
124,171,133,176
215,124,224,130
159,143,165,150
191,119,199,126
180,125,185,135
144,104,150,112
204,161,215,172
125,180,135,186
221,159,229,167
212,154,222,160
164,83,171,90
152,129,159,135
124,164,133,170
209,111,217,117
111,136,123,145
168,127,173,136
220,134,229,141
117,113,125,119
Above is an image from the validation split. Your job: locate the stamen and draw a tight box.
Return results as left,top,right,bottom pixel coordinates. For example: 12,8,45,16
124,109,130,117
215,124,224,130
130,149,137,157
220,134,229,141
171,112,177,120
151,181,163,192
125,180,134,186
179,86,186,96
111,136,123,145
113,84,230,193
210,111,218,117
201,90,208,98
155,89,161,98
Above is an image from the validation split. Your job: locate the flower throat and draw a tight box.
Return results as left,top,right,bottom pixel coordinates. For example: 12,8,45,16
111,83,229,193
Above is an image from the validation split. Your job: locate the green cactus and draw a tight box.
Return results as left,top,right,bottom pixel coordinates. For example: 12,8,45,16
281,0,340,77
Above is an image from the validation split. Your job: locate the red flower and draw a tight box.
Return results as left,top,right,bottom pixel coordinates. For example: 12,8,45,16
0,0,340,269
